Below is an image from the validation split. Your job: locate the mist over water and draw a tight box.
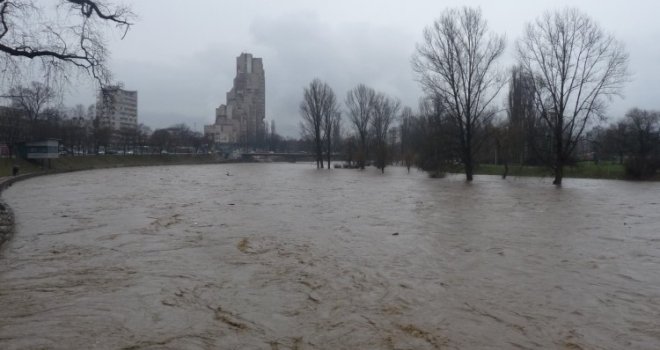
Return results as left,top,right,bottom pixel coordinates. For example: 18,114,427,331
1,163,659,349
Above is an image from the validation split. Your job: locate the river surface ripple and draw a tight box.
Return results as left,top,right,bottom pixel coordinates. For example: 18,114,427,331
1,163,659,349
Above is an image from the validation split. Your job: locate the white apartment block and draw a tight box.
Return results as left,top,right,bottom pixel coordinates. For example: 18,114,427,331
96,86,138,130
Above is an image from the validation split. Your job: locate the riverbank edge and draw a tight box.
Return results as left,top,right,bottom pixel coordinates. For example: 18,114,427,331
456,162,658,181
0,155,241,249
0,173,42,250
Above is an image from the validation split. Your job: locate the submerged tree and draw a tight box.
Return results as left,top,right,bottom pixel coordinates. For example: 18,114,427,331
371,93,400,173
413,7,506,181
517,8,629,185
322,108,341,169
0,0,134,85
300,79,338,169
621,109,660,179
507,66,537,165
411,96,456,176
400,106,414,173
346,84,376,170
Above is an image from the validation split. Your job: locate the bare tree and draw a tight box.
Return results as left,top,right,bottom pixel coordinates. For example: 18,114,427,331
8,81,55,122
0,0,133,85
323,109,341,169
300,79,337,169
400,106,414,173
62,104,90,154
413,7,506,181
92,113,111,152
371,93,400,173
86,103,95,120
0,105,26,155
71,104,86,120
601,120,628,164
331,114,342,156
507,66,537,165
621,109,660,179
342,135,358,168
413,96,456,176
517,8,629,185
346,84,376,169
150,128,171,154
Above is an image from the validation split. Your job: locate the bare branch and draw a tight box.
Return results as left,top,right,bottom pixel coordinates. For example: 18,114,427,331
300,79,338,169
413,6,505,181
0,0,134,86
345,84,376,169
516,7,630,185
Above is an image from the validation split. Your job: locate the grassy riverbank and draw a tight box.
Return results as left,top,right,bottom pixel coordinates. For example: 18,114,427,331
0,156,651,181
475,161,629,180
0,154,227,177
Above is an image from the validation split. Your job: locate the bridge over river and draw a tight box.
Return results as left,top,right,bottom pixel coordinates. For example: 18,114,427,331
241,152,339,162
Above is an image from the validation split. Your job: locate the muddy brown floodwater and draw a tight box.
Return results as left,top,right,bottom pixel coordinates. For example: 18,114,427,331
1,163,659,349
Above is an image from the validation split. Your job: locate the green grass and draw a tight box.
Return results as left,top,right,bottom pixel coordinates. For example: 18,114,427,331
1,154,225,177
0,158,42,177
1,156,642,182
475,161,628,180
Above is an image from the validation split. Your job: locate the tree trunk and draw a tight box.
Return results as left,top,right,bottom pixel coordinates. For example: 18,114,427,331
326,138,331,169
464,146,474,182
553,164,563,186
465,164,474,181
464,120,474,182
553,130,563,186
316,137,323,169
359,136,366,170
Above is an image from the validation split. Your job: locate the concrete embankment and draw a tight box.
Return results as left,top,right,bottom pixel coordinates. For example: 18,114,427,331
0,201,12,248
0,154,234,177
0,174,40,248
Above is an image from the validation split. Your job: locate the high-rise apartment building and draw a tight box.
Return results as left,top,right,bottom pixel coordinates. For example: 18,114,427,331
205,53,265,148
96,86,138,131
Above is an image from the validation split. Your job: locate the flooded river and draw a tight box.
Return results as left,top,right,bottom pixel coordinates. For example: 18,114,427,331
1,163,659,349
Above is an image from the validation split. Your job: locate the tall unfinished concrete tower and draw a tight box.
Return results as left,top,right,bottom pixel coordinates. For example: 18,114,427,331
205,53,265,148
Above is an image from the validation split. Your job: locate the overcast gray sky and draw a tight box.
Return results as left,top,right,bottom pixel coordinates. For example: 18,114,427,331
67,0,660,137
